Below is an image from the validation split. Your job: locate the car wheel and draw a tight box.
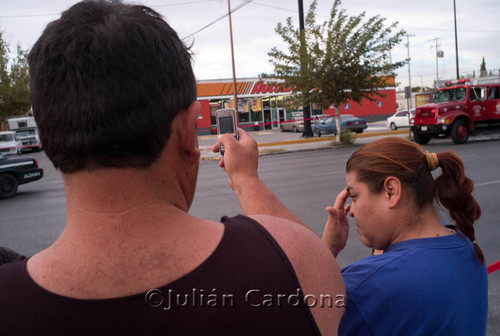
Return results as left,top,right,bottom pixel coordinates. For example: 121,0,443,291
413,131,431,145
390,122,397,130
293,126,298,133
0,174,18,199
314,129,321,137
450,120,469,144
355,129,363,134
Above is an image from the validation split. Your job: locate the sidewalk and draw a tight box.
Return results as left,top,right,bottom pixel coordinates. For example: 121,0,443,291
199,124,410,160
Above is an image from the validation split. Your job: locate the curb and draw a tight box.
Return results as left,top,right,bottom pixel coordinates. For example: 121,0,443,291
199,129,410,161
256,129,408,147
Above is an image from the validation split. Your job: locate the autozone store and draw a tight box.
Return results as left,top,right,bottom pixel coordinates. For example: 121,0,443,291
195,77,397,135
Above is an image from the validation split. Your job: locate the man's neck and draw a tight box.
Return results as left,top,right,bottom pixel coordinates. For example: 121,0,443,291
57,167,190,249
26,168,225,299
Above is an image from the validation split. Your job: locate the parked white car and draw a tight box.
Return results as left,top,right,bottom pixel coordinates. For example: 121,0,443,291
0,131,22,155
386,109,415,130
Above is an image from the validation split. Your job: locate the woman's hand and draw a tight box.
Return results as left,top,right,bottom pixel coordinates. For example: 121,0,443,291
322,188,351,257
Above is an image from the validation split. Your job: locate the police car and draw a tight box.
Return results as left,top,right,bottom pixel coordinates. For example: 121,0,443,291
0,153,43,199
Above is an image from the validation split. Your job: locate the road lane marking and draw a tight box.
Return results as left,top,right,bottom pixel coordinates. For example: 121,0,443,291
313,171,345,176
475,180,500,187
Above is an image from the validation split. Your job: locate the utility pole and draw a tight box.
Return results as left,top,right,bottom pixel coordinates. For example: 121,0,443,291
388,43,393,71
430,37,443,88
453,0,460,79
382,38,393,73
227,0,238,121
298,0,305,30
298,0,313,137
405,34,415,109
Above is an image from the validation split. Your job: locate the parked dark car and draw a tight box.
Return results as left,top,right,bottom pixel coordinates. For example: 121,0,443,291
0,153,43,199
313,115,367,137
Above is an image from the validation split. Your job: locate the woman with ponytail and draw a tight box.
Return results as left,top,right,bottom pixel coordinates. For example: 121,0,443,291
323,137,487,335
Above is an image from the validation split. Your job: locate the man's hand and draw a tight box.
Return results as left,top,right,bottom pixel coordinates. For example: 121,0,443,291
322,188,351,257
212,128,259,190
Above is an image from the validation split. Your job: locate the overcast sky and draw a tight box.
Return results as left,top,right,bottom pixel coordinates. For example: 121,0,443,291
1,0,499,89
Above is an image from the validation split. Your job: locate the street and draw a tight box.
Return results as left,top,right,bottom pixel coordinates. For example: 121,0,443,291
0,135,499,334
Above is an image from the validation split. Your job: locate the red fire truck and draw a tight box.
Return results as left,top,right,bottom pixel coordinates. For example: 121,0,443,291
412,79,500,144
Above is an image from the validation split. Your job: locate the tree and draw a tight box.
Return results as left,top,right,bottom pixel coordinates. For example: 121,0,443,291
261,0,405,138
0,32,10,118
0,31,30,125
261,0,324,136
479,57,487,77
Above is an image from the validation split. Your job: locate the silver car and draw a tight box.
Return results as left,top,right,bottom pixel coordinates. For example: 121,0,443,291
281,117,304,132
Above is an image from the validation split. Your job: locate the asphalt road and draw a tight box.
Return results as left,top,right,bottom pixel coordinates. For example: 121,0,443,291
1,135,499,334
193,136,500,334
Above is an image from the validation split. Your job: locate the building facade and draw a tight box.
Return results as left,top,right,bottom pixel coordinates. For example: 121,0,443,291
195,77,397,135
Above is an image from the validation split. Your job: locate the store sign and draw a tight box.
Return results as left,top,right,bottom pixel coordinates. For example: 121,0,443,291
251,82,292,95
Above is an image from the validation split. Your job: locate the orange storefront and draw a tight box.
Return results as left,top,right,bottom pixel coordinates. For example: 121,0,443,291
195,77,397,135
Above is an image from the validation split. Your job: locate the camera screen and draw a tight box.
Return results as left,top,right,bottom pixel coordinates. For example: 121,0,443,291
219,116,234,134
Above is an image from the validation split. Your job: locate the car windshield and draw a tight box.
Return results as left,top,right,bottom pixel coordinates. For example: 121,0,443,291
434,88,467,103
324,117,334,123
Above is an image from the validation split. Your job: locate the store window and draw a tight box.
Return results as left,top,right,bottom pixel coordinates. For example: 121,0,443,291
250,98,263,122
238,99,250,123
209,100,223,125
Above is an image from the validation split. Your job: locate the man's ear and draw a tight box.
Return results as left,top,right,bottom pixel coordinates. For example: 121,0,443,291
383,176,402,208
171,101,201,160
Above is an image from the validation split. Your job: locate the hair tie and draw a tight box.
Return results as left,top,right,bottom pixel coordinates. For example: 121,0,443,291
472,240,477,245
424,151,439,170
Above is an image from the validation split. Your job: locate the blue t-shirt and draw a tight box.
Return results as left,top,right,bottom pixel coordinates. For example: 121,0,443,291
339,233,487,336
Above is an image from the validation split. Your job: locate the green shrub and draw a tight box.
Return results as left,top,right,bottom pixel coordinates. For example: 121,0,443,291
339,130,355,145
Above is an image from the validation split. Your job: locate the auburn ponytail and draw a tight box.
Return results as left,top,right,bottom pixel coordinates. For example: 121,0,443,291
435,151,484,263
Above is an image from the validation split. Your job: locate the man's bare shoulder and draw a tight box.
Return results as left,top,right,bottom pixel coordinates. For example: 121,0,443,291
248,214,345,335
248,214,335,261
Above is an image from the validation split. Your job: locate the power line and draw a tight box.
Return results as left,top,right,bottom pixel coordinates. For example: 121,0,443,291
0,0,254,42
182,0,252,40
250,1,295,13
0,13,60,19
151,0,215,8
403,26,500,34
2,3,499,36
0,1,215,19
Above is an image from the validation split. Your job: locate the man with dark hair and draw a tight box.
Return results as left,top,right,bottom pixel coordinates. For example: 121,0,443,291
28,0,197,172
0,1,344,334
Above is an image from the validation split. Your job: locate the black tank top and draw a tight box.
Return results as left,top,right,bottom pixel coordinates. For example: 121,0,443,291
0,215,321,335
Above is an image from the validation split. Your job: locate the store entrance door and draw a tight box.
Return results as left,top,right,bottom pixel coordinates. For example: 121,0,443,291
270,108,285,130
278,108,285,128
271,108,279,130
263,108,272,130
